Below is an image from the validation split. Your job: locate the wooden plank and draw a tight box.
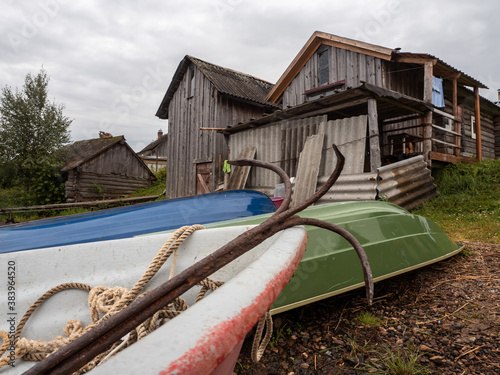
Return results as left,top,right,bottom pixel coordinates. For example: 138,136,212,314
431,107,456,121
431,138,461,148
197,174,211,194
227,147,257,190
423,111,433,164
367,99,381,172
474,86,482,161
291,134,324,208
423,61,434,103
429,151,477,164
431,124,461,137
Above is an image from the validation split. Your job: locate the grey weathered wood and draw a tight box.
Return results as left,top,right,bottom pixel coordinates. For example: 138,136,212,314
291,133,325,208
367,98,381,171
423,111,433,164
227,147,257,190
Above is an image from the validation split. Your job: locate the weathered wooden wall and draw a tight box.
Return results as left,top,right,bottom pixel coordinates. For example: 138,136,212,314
65,143,153,202
381,61,423,99
282,45,383,108
166,63,270,199
495,117,500,159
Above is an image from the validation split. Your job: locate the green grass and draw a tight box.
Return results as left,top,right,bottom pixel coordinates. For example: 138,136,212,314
0,167,168,224
364,345,431,375
356,311,383,327
412,159,500,244
126,167,167,198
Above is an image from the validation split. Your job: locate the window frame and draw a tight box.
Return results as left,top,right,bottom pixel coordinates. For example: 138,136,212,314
471,115,476,140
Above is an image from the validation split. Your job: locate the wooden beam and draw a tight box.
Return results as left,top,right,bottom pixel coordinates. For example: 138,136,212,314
423,62,434,103
452,76,461,156
429,151,477,164
367,99,381,171
474,86,482,161
395,56,438,65
431,107,456,121
431,125,461,137
196,174,211,194
423,111,433,164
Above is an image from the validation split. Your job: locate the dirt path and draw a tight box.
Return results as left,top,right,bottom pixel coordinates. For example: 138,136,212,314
236,242,500,374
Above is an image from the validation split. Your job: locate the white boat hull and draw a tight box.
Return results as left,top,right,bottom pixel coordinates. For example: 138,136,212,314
0,225,307,374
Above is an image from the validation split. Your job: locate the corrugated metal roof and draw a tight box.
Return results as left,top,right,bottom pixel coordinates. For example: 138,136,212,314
223,83,433,135
155,56,278,119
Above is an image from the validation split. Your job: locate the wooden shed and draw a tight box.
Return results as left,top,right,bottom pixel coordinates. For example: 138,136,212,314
139,130,168,171
61,136,156,202
155,55,278,199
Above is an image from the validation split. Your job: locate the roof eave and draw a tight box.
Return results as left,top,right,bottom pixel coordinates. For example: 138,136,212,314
265,31,396,103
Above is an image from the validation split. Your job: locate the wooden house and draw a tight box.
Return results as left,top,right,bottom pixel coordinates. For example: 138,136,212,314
139,130,168,171
61,136,156,202
221,31,500,208
155,55,278,199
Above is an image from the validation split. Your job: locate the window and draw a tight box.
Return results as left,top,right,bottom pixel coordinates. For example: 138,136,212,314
187,68,195,98
318,49,329,86
444,118,453,131
305,80,345,101
471,115,476,139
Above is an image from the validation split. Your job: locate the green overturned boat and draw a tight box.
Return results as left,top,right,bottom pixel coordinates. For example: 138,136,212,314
206,200,463,314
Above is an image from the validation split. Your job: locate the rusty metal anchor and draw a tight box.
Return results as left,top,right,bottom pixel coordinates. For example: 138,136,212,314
24,145,373,375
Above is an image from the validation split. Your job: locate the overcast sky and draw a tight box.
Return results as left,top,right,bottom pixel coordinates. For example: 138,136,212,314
1,0,499,151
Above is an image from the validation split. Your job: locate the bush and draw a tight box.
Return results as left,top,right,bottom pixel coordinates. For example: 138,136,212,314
433,159,500,195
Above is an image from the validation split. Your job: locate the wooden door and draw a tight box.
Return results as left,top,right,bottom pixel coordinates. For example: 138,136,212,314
196,162,212,195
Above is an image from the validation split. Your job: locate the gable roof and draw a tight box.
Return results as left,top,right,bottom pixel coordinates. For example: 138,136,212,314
61,136,153,178
139,134,168,154
156,55,278,119
265,31,488,103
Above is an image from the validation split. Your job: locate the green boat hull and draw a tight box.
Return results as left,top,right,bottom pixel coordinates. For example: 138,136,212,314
206,201,462,314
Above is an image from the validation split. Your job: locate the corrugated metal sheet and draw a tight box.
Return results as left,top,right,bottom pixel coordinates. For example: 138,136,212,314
229,115,368,190
377,155,437,211
321,116,367,176
316,173,378,203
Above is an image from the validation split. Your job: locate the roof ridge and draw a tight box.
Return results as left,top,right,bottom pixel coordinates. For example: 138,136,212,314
187,55,274,86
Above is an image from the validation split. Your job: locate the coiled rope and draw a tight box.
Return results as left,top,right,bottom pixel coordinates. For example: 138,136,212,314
0,225,231,373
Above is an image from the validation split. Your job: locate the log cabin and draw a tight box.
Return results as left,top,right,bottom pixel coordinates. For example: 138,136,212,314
61,135,156,202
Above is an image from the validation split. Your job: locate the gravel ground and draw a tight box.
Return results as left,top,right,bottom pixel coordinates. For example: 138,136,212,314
235,241,500,374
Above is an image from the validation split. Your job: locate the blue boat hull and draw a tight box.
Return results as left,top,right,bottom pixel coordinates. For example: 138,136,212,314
0,190,276,253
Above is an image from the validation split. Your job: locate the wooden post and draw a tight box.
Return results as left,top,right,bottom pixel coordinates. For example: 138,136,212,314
367,98,381,171
451,75,461,156
474,86,482,161
423,111,433,165
423,62,434,103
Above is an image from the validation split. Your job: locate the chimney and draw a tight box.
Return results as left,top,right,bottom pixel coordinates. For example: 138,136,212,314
158,129,163,139
497,89,500,102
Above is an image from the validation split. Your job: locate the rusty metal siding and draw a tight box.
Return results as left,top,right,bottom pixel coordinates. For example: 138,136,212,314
377,155,437,211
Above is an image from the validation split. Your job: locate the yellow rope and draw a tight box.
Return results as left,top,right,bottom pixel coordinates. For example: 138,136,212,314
251,311,273,363
0,225,226,373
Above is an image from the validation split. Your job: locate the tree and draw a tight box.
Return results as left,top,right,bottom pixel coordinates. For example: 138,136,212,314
0,69,72,204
